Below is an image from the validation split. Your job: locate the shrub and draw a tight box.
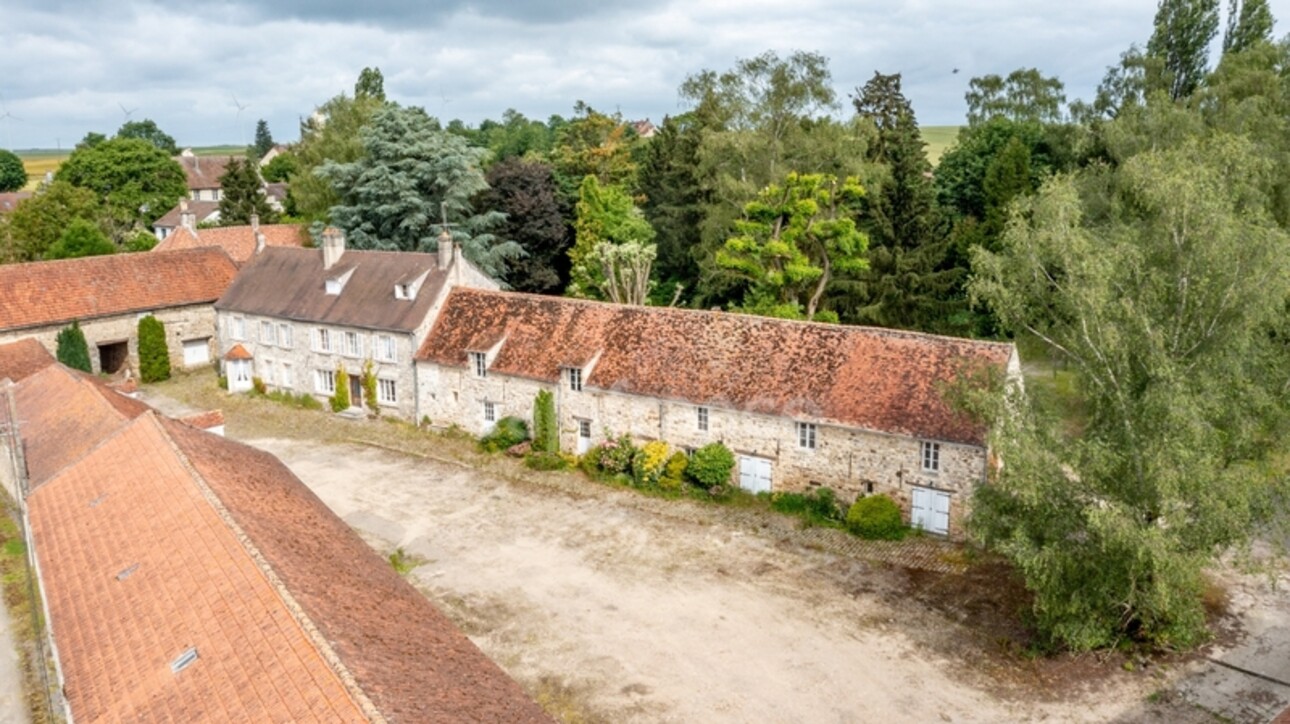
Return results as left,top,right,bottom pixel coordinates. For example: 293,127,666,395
632,441,671,487
595,434,637,474
55,320,92,373
136,314,171,382
329,364,350,412
217,375,228,390
687,442,735,489
770,487,843,525
250,376,267,395
661,452,688,489
361,359,379,415
531,389,558,453
525,451,567,471
479,416,529,453
846,495,906,540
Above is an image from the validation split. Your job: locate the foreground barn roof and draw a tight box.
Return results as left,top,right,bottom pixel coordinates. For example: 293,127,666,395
12,364,549,722
155,223,308,265
417,289,1016,447
0,337,54,382
0,247,239,332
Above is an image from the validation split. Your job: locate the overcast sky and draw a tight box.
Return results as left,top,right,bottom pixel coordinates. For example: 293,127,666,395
1,0,1286,150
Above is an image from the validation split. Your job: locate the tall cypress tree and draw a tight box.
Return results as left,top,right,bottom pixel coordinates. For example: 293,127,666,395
638,113,707,300
253,120,275,158
56,321,92,373
218,157,277,226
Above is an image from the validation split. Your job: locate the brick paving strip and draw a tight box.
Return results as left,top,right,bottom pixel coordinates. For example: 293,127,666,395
346,437,969,576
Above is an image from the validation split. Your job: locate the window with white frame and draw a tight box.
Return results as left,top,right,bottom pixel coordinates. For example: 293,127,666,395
376,334,396,362
470,352,487,378
278,323,293,349
796,422,817,450
344,331,362,357
314,328,331,352
567,367,582,391
260,321,275,346
377,378,397,405
315,369,335,394
921,441,940,472
231,317,245,340
696,406,710,432
483,401,497,423
260,358,275,384
578,418,592,438
280,362,293,388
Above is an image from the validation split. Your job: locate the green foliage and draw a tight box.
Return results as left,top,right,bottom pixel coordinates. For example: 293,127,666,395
253,119,275,158
478,108,559,163
964,69,1066,126
686,442,735,488
136,314,170,383
968,134,1290,651
45,218,115,260
718,172,868,321
593,434,637,475
7,180,102,261
361,359,379,415
55,321,91,373
1223,0,1274,54
251,376,267,395
479,416,530,453
329,364,350,412
218,156,278,226
638,114,707,298
531,389,558,453
552,102,640,195
56,137,187,238
265,388,324,410
115,119,178,155
846,495,906,540
261,151,299,183
525,451,568,471
771,487,844,527
124,231,158,252
568,175,655,299
479,158,570,293
0,150,25,192
319,105,521,279
291,83,386,223
355,66,386,100
661,452,688,491
1148,0,1221,100
632,441,671,487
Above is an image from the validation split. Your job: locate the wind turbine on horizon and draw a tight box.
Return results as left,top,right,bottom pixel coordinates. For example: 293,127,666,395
118,102,139,123
231,93,252,146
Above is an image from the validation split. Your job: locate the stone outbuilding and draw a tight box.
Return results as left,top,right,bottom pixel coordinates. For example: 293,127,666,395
414,289,1020,537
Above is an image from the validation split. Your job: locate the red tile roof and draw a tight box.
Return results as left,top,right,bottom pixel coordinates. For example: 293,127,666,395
180,409,224,430
0,338,55,382
175,154,235,191
224,343,252,360
417,290,1016,446
154,223,307,265
0,247,238,332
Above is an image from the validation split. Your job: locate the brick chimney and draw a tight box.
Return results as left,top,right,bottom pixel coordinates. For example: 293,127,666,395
437,228,454,271
179,199,196,233
322,227,345,270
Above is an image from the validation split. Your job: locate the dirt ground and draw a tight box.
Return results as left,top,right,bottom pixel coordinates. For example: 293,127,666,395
142,374,1288,723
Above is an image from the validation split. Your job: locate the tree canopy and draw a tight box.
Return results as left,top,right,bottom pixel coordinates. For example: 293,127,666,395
0,149,25,192
218,157,277,225
55,137,187,239
115,119,179,155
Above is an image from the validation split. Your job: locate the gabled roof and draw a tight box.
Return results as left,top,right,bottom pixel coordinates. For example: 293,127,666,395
175,153,235,191
0,191,32,214
154,223,307,265
224,343,252,360
152,199,220,229
216,247,450,333
0,247,239,332
16,367,550,721
0,338,55,382
417,290,1016,446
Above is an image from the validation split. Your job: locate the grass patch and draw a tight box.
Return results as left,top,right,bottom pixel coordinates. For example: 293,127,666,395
531,675,607,724
388,547,427,576
921,125,962,166
0,491,57,723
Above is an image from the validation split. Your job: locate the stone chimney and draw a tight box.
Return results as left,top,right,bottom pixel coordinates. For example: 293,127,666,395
322,227,345,270
179,199,196,233
250,213,259,233
255,231,267,255
437,228,454,271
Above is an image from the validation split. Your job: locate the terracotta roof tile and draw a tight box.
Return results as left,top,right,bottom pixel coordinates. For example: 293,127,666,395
154,224,307,265
0,338,55,382
417,290,1016,446
224,343,252,361
0,247,238,332
180,409,225,430
216,247,451,333
161,417,552,722
175,154,235,191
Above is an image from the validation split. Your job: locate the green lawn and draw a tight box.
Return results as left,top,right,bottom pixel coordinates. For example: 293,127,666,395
921,126,962,166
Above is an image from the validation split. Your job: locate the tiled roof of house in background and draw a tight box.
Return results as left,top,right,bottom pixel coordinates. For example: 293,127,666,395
175,153,235,191
0,338,55,382
216,247,450,333
265,182,288,204
179,409,224,430
152,199,220,229
0,191,32,214
0,247,238,332
417,289,1016,447
154,223,307,265
162,417,551,722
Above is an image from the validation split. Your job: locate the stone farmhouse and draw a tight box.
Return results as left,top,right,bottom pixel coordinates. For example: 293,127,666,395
414,290,1018,537
0,346,549,722
0,247,239,374
154,212,307,265
152,198,220,241
175,149,234,202
213,228,497,419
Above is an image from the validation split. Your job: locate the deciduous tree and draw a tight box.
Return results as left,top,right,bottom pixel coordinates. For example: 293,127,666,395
478,158,570,293
567,175,655,299
115,119,179,155
44,218,115,259
1148,0,1221,100
55,137,187,238
1222,0,1274,54
964,68,1067,126
291,78,386,223
0,150,25,192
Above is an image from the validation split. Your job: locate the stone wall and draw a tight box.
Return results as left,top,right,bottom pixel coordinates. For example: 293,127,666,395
216,310,419,419
416,360,988,538
0,304,218,376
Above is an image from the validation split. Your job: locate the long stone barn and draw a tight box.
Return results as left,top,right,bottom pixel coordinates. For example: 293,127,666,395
414,289,1021,537
0,247,239,375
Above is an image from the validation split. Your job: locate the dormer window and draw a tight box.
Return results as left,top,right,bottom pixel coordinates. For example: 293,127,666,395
470,352,487,378
325,268,355,296
566,367,583,392
394,284,409,300
394,270,429,301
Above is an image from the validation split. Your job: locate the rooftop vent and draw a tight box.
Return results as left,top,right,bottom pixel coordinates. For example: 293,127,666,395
170,647,199,674
88,493,109,508
115,563,139,582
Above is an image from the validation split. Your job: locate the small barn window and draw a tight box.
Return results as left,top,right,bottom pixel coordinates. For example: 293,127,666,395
567,367,582,392
470,352,487,378
696,406,709,432
921,441,940,472
170,647,199,674
796,422,817,450
483,401,497,423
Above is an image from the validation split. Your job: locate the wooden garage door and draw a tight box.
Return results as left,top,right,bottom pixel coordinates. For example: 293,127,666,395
910,486,951,535
738,455,772,494
182,338,210,367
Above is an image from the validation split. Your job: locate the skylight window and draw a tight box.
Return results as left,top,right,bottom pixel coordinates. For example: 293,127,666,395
170,647,199,674
115,563,140,582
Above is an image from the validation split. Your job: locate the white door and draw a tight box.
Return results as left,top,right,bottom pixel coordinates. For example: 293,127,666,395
911,486,951,535
738,455,772,494
228,359,253,392
576,419,592,454
182,338,210,367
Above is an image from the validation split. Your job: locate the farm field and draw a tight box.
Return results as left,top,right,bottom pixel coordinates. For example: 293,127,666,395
14,145,244,190
921,125,961,165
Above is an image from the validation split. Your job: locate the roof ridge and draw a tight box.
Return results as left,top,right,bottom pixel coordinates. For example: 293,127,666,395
22,387,144,493
2,245,229,271
154,417,384,723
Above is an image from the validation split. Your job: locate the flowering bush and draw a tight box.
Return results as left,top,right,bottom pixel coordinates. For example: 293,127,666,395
632,441,671,487
595,434,637,474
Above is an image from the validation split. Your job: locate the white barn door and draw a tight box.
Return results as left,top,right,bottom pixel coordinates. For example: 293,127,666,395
182,338,210,367
910,486,951,535
738,455,772,494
